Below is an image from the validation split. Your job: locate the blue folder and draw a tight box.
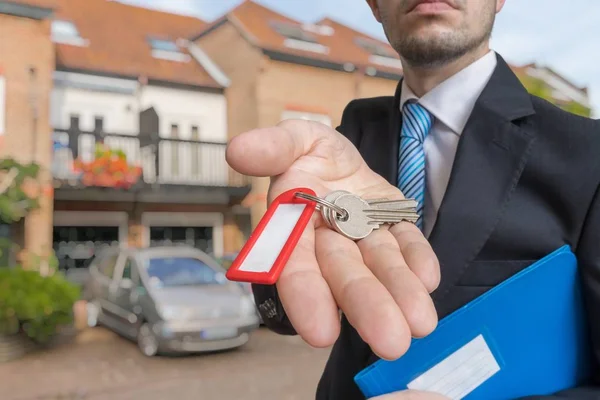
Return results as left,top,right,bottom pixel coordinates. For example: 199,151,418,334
354,245,591,399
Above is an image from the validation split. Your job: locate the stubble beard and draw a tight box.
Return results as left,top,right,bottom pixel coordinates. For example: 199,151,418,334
380,8,495,69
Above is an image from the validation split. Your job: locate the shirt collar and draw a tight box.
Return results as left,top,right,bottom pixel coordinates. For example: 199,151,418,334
399,50,498,135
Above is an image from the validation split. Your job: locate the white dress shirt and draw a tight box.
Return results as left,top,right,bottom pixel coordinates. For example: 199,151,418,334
399,51,498,238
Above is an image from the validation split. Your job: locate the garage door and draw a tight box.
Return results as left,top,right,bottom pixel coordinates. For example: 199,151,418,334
149,226,213,255
53,226,120,272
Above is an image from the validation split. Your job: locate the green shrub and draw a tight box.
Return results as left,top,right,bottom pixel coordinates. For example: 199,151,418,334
0,268,80,343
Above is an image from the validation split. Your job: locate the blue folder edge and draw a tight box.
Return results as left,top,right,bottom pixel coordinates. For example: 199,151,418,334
354,244,591,398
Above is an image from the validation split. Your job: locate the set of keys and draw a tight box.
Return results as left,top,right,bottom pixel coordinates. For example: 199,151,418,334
226,187,420,285
297,190,419,240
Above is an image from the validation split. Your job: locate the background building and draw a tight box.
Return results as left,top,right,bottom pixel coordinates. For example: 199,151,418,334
0,0,592,276
47,0,251,281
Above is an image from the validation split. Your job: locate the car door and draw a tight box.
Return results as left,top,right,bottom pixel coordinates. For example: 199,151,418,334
89,251,120,310
109,255,142,339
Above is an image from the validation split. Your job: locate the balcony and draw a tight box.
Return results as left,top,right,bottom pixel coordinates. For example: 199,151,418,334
51,128,251,204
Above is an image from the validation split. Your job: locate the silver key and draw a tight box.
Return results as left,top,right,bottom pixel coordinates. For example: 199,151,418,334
319,192,420,239
321,192,412,229
363,198,419,227
329,193,375,240
321,190,351,227
367,198,419,210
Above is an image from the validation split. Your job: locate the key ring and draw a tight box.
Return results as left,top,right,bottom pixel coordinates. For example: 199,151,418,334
294,192,349,220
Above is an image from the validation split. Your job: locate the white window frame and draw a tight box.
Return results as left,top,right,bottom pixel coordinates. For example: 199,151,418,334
283,38,329,54
53,211,129,247
369,55,403,69
141,212,224,258
51,20,89,47
281,110,332,127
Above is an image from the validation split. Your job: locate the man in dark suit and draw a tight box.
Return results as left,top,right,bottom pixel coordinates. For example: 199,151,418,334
226,0,600,399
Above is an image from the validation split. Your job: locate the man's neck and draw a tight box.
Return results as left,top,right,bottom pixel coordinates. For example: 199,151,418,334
401,43,491,97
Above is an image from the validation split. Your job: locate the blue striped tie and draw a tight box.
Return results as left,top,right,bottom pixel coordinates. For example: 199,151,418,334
398,102,433,230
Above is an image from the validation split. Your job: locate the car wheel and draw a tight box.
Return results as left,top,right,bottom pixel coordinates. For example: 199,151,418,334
137,323,159,357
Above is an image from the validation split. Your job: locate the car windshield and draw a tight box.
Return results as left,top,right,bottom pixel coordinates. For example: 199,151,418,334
145,257,223,288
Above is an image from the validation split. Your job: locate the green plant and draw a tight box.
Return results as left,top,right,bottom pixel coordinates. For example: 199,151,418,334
0,268,80,343
517,74,592,118
0,158,41,224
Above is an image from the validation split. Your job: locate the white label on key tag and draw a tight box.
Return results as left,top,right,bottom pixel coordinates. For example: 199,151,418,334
406,334,500,399
238,203,307,273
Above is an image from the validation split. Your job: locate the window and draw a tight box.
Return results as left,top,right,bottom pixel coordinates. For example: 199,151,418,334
191,125,200,141
270,21,329,54
69,114,80,130
145,257,222,288
355,37,402,69
122,258,132,280
94,116,104,132
149,39,179,52
170,123,179,138
271,21,318,43
355,37,396,58
0,74,5,136
148,38,190,62
191,125,200,177
51,20,87,46
170,124,179,177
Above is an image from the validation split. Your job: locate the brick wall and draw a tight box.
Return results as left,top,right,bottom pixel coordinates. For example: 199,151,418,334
0,14,54,259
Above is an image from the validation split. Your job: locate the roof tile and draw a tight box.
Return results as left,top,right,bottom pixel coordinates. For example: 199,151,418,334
53,0,220,88
224,0,403,75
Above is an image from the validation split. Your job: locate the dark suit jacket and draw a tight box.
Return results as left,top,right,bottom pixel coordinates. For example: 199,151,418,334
252,54,600,399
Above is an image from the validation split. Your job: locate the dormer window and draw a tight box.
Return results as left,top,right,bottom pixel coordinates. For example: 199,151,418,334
148,38,190,62
51,20,88,46
355,37,402,69
270,21,329,54
301,23,335,36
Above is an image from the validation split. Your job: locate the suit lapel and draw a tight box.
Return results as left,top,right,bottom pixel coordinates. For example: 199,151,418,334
360,79,403,182
358,55,538,319
428,56,537,317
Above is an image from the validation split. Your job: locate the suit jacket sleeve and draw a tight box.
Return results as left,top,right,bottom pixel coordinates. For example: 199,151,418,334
520,179,600,399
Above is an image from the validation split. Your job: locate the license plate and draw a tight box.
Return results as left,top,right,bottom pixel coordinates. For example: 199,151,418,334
200,327,238,340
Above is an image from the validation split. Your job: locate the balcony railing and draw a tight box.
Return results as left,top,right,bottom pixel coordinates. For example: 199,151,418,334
51,128,250,188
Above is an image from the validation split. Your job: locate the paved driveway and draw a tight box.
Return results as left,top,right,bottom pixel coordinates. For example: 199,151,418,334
0,327,332,400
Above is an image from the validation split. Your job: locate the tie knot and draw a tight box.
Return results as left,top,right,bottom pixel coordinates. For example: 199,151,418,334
401,102,433,142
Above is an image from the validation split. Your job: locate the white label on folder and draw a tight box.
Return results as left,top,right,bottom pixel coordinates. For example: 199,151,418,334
407,334,500,400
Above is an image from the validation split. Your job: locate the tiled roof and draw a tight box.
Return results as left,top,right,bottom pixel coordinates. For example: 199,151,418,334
200,0,403,76
52,0,221,88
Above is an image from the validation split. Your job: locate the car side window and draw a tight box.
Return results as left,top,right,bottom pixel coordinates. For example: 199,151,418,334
122,257,142,286
122,258,132,280
99,254,119,279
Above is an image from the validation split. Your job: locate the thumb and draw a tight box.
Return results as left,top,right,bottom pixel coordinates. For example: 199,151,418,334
225,119,352,177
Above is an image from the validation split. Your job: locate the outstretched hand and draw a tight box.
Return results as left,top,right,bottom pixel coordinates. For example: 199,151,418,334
226,119,440,360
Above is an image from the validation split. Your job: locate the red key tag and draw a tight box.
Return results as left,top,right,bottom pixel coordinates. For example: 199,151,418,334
226,187,317,285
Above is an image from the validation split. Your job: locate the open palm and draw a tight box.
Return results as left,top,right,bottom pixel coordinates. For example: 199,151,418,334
226,119,440,360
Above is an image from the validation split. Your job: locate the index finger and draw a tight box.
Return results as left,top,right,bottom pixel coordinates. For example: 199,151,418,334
276,222,341,348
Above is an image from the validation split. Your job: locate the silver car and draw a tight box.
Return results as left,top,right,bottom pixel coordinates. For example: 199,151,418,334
83,246,260,356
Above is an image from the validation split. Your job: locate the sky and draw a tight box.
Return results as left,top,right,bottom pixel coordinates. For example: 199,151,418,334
120,0,600,117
